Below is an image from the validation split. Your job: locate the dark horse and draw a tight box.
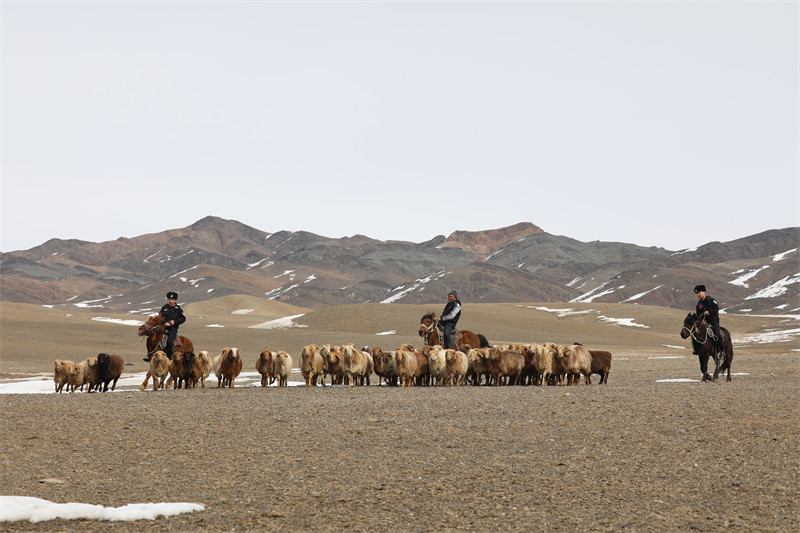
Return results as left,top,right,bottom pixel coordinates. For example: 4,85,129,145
680,312,733,382
419,313,489,350
137,313,195,389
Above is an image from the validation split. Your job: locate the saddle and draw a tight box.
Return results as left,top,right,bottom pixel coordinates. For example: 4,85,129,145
158,336,183,350
436,325,462,345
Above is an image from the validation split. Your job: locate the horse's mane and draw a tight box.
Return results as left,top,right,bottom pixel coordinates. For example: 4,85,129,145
421,312,436,321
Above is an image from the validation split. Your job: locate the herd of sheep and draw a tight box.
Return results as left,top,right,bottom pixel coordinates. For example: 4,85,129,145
53,342,613,393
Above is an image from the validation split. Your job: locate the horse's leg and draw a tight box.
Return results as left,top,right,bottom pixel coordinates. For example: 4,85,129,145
712,349,721,381
699,353,711,382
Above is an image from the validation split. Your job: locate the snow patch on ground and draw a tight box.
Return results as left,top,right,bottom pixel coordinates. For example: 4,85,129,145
248,314,307,329
0,496,204,523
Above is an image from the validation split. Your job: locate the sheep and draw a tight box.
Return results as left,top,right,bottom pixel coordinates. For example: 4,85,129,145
218,347,243,388
67,359,89,393
534,343,558,386
83,356,102,392
182,351,203,389
53,359,74,393
320,345,344,386
256,349,275,387
145,350,170,391
96,353,124,392
555,344,593,385
487,348,525,386
370,346,392,386
273,350,293,387
342,344,371,386
445,349,468,386
399,343,428,386
393,349,418,387
197,350,212,387
517,344,536,385
589,350,613,384
425,345,448,386
300,344,324,386
379,349,398,386
466,348,491,386
168,353,185,389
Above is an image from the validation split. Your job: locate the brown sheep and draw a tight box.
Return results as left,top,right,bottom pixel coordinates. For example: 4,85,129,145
168,353,185,389
181,351,203,389
379,349,398,386
96,353,124,392
218,347,243,388
256,349,275,387
53,359,74,393
320,345,344,385
300,344,324,387
370,346,391,386
273,350,293,387
487,348,525,386
146,350,170,391
589,350,613,384
556,344,593,385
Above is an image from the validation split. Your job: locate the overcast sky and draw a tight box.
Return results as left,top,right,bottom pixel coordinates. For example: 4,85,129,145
2,1,797,253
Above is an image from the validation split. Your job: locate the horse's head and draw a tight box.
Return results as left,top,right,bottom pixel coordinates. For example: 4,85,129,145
419,312,439,338
138,315,162,337
680,312,699,338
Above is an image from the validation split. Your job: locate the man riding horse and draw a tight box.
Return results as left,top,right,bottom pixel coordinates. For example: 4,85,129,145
160,291,186,359
693,284,726,359
435,291,461,349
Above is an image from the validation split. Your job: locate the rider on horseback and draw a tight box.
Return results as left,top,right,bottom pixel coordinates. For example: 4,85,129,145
436,291,461,349
160,291,186,360
694,284,725,358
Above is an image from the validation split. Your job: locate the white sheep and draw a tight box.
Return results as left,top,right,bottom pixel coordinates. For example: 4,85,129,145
273,351,293,387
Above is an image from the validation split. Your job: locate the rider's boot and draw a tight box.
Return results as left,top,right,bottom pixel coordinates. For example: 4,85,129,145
716,338,727,364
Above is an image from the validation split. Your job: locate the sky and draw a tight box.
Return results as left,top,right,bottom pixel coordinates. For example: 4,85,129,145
2,1,798,253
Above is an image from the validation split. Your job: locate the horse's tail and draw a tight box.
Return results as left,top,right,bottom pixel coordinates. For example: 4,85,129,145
477,334,489,348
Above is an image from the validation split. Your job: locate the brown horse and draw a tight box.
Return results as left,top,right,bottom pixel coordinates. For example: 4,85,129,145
680,312,733,382
418,313,489,350
137,314,194,389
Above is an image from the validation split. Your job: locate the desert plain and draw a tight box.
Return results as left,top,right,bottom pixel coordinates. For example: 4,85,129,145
0,296,798,532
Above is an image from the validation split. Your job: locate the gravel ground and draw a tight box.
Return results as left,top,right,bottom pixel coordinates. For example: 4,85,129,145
1,352,798,532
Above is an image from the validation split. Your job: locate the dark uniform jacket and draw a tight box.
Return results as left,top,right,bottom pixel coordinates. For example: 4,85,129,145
160,303,186,329
696,296,719,321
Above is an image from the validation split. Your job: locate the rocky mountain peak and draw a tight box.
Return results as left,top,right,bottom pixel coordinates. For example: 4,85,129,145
438,222,545,258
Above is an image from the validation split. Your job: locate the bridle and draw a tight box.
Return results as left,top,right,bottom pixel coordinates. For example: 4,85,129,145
421,320,442,346
140,319,164,356
682,317,708,344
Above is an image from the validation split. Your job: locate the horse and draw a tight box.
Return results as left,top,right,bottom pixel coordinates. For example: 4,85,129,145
680,312,733,382
418,312,489,350
137,314,194,390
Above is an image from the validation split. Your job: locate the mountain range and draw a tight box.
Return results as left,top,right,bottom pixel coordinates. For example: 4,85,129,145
1,217,797,315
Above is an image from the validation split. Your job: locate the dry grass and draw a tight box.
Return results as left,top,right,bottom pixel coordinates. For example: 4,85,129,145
0,297,795,377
